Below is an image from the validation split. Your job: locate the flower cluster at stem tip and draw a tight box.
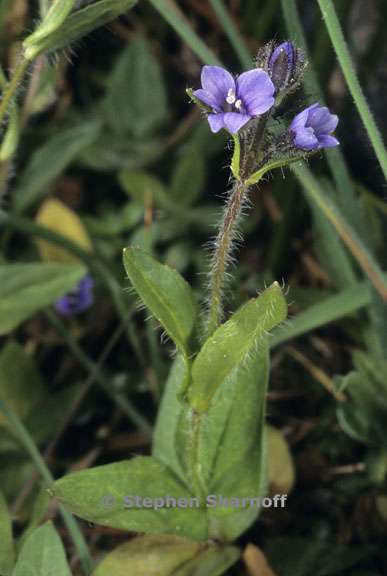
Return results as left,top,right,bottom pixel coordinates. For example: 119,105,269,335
190,41,339,169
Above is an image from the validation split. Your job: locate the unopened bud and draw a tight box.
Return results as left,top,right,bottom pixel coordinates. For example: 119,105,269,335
256,41,306,99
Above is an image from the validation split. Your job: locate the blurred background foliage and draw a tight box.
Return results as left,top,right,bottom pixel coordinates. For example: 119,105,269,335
1,0,387,574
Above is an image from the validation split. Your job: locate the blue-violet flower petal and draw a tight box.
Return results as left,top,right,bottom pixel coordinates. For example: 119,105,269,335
194,65,275,134
291,103,339,150
55,274,94,316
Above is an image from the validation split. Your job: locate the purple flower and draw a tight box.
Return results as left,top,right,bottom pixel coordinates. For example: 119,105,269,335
290,103,339,150
268,41,296,91
55,274,94,316
193,65,275,134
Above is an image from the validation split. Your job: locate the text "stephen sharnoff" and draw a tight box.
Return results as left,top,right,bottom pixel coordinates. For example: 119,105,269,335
100,494,288,510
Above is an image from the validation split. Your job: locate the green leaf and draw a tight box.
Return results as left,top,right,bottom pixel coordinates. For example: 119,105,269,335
23,0,138,59
154,348,271,541
0,342,45,432
198,346,270,541
53,456,208,541
12,522,71,576
19,488,51,551
170,149,205,207
103,37,167,139
92,535,239,576
119,170,169,208
0,490,14,576
173,543,239,576
267,425,295,494
24,0,77,49
0,262,86,335
123,246,197,357
119,169,218,229
188,282,287,412
35,198,92,263
92,535,201,576
336,364,387,446
13,121,101,212
80,135,163,172
153,356,188,483
265,535,368,576
270,281,371,348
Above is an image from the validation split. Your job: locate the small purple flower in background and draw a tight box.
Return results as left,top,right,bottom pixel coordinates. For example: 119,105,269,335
193,65,275,134
55,274,94,316
290,103,339,150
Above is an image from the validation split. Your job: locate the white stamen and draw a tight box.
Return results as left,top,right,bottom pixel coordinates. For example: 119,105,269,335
226,88,236,104
235,99,242,109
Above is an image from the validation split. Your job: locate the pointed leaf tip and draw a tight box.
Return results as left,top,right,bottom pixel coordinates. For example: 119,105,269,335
189,282,287,412
123,246,197,355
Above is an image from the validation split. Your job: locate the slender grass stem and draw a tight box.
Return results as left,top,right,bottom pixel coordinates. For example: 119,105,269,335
46,310,153,438
281,0,361,229
0,398,92,575
148,0,221,66
207,180,248,337
12,321,128,516
270,280,371,348
293,163,387,301
208,0,251,69
316,0,387,182
0,56,29,129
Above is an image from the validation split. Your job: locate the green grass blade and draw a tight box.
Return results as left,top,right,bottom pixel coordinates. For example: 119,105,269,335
271,281,371,347
0,398,92,575
317,0,387,182
208,0,251,69
281,0,362,229
148,0,221,66
293,163,387,301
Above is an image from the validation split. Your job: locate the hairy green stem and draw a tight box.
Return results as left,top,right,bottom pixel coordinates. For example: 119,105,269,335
0,56,29,130
207,180,248,337
317,0,387,182
0,398,92,575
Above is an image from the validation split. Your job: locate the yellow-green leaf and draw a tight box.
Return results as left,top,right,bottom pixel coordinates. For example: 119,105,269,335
24,0,77,52
23,0,138,59
35,199,92,263
92,535,201,576
267,425,295,494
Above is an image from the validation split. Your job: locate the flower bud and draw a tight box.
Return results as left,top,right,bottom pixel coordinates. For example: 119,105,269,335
257,41,306,97
269,42,296,90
